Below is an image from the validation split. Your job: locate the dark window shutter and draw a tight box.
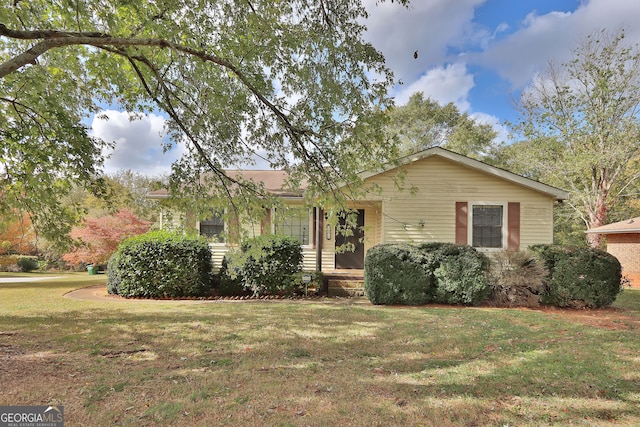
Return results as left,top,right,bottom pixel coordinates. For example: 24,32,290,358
260,208,271,235
508,202,520,250
455,202,468,245
228,213,240,245
311,208,317,249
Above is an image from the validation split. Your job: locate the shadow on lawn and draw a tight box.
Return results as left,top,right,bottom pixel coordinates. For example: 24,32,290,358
1,288,639,425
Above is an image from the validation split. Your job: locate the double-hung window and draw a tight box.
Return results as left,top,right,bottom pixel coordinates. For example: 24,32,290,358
273,207,310,246
471,204,504,249
199,213,225,243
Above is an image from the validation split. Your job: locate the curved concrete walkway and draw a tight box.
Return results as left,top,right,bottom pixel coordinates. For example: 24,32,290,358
64,283,123,302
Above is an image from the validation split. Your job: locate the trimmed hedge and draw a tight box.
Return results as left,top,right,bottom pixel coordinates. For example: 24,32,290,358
364,242,490,306
107,231,213,298
531,244,622,308
418,243,491,306
0,255,39,272
364,244,433,305
220,235,303,296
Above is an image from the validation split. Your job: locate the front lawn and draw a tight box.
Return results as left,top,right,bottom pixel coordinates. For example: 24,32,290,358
1,273,639,426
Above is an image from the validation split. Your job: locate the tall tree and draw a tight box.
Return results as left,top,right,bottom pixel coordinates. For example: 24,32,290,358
509,29,640,247
385,92,497,159
85,171,165,221
0,211,37,255
0,0,407,246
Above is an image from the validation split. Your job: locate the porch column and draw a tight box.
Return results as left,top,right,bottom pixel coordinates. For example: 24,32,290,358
315,207,323,271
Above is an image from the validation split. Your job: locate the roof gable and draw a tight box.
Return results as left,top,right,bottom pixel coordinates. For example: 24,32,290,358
358,147,568,201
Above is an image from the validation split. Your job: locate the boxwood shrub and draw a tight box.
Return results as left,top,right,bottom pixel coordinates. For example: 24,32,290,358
107,230,213,298
418,242,491,306
17,256,39,272
531,244,622,308
364,244,434,305
221,234,303,296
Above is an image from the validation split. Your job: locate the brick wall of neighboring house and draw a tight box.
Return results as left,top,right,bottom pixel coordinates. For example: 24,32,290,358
606,233,640,287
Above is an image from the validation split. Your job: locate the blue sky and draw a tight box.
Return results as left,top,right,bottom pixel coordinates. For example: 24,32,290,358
95,0,640,175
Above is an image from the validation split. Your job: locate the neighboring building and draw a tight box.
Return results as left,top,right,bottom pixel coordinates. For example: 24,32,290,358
149,147,568,292
586,217,640,287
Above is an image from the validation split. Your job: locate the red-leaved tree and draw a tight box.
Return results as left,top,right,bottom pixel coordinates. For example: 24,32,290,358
0,213,37,255
62,209,150,265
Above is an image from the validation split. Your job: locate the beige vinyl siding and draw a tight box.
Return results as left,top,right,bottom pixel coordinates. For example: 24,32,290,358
363,155,555,248
210,246,230,271
158,208,187,232
302,247,318,271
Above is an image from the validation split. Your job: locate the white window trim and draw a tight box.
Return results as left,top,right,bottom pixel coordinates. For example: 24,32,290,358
271,207,314,248
467,201,508,252
197,212,227,246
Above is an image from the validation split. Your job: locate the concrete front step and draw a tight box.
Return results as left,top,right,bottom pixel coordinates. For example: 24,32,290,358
327,279,365,297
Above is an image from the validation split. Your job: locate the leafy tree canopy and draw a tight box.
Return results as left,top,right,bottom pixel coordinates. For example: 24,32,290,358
505,29,640,247
385,92,497,159
0,0,408,246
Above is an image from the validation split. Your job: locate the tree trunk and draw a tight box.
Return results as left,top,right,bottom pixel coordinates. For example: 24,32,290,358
586,194,609,248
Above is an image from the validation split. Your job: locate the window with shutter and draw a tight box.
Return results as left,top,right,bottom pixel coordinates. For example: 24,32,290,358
458,201,520,250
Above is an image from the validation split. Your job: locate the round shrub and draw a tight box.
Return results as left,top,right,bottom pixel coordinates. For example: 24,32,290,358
17,256,39,272
418,243,491,306
364,244,433,305
107,231,213,298
529,244,573,275
538,246,622,308
228,234,303,296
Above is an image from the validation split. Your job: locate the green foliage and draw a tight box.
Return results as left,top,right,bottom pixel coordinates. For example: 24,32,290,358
1,1,408,246
107,231,213,298
531,244,623,308
0,255,40,272
215,256,246,297
221,235,303,296
385,92,498,159
506,30,640,245
292,270,325,295
364,242,490,306
16,256,39,272
418,243,491,306
364,244,433,305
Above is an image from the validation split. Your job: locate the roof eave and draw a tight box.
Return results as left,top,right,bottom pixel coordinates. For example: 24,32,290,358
585,228,640,234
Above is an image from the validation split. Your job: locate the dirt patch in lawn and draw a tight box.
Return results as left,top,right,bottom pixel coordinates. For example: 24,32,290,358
526,305,640,331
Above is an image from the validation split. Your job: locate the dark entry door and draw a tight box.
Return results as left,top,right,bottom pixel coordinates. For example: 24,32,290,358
335,209,365,269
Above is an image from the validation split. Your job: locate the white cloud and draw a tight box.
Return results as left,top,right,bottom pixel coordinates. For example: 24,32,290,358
91,110,184,176
363,0,485,82
471,112,510,145
395,62,474,111
476,0,640,88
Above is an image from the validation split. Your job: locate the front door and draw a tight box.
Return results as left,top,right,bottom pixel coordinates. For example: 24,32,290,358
335,209,365,269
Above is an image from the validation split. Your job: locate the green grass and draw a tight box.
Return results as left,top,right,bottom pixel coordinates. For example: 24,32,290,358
1,273,639,426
